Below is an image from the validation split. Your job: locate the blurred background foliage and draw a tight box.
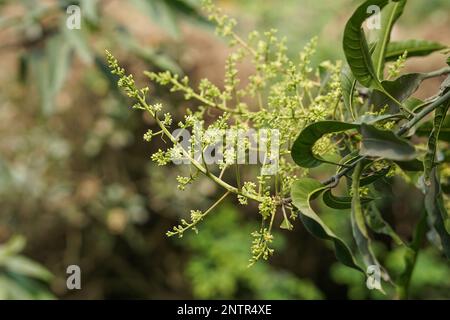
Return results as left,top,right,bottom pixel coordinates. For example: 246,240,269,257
0,0,449,299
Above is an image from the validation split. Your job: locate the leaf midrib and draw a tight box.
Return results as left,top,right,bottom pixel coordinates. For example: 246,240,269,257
374,1,402,79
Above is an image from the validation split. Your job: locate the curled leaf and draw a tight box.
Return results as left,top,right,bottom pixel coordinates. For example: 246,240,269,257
291,179,363,272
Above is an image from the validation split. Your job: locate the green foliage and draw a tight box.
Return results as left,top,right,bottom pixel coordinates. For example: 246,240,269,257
290,0,450,298
385,40,447,61
0,236,54,299
108,0,450,299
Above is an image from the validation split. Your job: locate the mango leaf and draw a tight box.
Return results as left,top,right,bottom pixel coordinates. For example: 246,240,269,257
366,202,404,245
80,0,99,24
343,0,388,89
424,100,450,182
395,159,423,172
31,34,72,116
360,123,417,161
291,115,399,168
341,64,357,120
291,179,363,272
370,73,424,113
323,189,374,210
351,163,388,285
131,0,180,37
385,40,448,61
372,0,406,79
62,24,93,64
360,167,391,186
131,0,208,38
424,168,450,259
291,121,359,168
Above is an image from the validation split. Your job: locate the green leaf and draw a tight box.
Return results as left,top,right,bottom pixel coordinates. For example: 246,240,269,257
366,202,404,245
80,0,99,24
360,167,391,186
323,190,374,210
341,64,357,120
31,34,72,116
291,121,359,168
370,73,425,113
395,159,423,172
351,162,388,286
360,123,417,161
385,40,448,61
372,0,406,79
343,0,388,89
291,179,363,272
417,120,450,143
424,100,450,182
424,168,450,259
116,29,182,74
291,115,399,168
131,0,208,38
62,25,93,64
131,0,180,37
3,256,53,282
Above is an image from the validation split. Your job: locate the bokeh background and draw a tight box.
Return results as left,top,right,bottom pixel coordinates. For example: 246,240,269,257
0,0,449,299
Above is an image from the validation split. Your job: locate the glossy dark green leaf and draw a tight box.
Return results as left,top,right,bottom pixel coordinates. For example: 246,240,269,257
323,189,374,210
385,40,447,61
395,159,423,172
291,121,359,168
370,73,424,113
343,0,388,89
360,123,417,161
291,115,399,168
372,0,406,79
291,179,363,272
424,168,450,259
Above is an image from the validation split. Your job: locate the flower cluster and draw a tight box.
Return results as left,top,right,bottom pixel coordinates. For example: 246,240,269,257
107,1,347,265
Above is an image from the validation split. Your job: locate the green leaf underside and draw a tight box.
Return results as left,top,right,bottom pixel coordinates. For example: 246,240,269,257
385,40,448,61
291,179,363,272
360,123,417,161
343,0,389,89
